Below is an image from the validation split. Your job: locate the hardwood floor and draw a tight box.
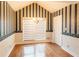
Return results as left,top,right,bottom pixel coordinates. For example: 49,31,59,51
9,43,72,57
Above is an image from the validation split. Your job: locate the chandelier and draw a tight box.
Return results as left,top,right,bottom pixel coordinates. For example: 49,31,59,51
33,18,39,24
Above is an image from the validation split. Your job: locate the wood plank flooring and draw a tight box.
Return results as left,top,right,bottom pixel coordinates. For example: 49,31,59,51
9,43,73,57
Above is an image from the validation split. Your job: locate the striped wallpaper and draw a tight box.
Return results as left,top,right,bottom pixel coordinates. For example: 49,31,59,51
0,2,1,36
53,3,79,38
0,2,79,40
0,1,16,41
16,3,53,32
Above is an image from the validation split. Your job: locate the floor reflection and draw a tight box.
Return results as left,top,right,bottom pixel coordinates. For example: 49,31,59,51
9,43,72,57
23,44,46,57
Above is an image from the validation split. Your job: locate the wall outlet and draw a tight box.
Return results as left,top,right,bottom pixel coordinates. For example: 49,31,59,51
46,37,50,39
67,45,70,48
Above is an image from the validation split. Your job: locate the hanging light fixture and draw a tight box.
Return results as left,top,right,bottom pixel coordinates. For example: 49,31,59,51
33,18,39,24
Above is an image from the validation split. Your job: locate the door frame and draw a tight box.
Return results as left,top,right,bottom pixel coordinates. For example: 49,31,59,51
53,15,62,46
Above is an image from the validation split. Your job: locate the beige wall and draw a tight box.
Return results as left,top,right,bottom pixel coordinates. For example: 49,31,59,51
15,33,23,44
0,34,15,57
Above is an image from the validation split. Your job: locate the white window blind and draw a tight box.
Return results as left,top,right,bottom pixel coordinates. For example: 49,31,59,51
23,18,46,40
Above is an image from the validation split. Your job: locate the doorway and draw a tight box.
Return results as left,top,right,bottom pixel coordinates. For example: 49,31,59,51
53,15,62,46
23,18,46,40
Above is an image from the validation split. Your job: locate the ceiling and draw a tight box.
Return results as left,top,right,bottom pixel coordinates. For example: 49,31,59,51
7,1,79,13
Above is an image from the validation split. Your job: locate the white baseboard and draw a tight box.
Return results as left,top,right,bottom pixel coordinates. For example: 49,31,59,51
51,41,76,57
61,46,75,57
15,40,51,44
7,43,15,57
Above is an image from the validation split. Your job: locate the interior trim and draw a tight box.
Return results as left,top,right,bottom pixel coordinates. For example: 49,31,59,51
0,31,15,41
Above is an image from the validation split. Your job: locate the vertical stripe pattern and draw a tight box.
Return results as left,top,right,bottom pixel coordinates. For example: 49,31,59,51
0,1,16,41
53,3,79,38
16,3,53,32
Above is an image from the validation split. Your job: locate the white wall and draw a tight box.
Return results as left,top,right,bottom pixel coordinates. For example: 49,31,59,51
15,32,52,44
53,15,79,57
0,34,15,57
61,35,79,57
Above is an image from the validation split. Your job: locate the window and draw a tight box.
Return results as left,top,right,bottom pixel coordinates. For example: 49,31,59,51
23,18,46,40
